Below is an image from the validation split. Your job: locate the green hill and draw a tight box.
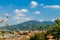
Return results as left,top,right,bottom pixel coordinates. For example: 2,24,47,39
0,20,55,30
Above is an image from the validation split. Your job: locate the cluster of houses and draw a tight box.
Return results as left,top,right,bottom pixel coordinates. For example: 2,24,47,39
0,30,55,40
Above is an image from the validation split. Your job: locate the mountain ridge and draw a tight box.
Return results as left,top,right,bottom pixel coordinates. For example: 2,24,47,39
0,20,55,30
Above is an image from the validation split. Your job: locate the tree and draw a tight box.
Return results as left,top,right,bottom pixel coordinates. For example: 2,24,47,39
30,32,46,40
55,18,60,25
48,18,60,40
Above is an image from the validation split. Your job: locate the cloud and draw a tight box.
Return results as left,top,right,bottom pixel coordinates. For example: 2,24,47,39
14,9,28,14
21,9,28,12
38,19,44,22
40,4,44,6
0,17,3,23
4,13,10,16
14,9,28,17
13,9,33,23
0,17,8,26
17,14,25,17
35,11,41,14
13,17,33,23
13,16,20,20
4,13,10,18
39,4,60,9
0,17,7,23
43,5,60,9
31,1,38,8
24,17,33,20
51,18,58,22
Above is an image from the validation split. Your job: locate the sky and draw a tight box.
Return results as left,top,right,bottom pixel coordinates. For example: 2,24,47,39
0,0,60,25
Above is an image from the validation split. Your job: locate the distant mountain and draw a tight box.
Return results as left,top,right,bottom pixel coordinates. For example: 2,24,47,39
0,20,55,30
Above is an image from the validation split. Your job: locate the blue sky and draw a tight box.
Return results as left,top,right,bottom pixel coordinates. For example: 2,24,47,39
0,0,60,25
